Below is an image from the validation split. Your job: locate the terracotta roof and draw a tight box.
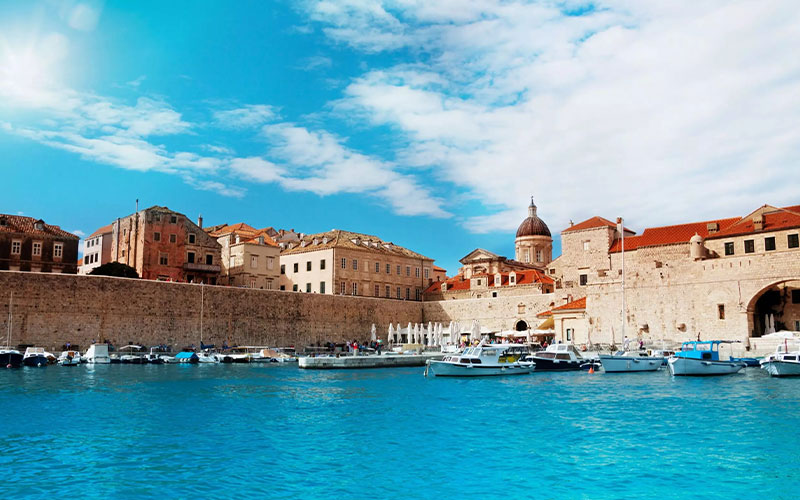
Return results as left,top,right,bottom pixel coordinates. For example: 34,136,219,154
562,216,620,233
281,229,432,261
0,214,79,239
536,310,553,318
433,265,446,272
610,217,739,252
425,269,553,294
207,223,278,247
707,205,800,239
552,296,586,311
88,223,113,239
208,222,257,237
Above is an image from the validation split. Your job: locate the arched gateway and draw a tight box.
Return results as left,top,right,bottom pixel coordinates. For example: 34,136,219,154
515,320,528,331
746,279,800,337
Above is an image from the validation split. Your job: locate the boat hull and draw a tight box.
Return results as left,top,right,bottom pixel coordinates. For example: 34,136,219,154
526,357,582,372
23,355,49,367
599,355,663,373
1,351,23,368
761,361,800,377
427,360,535,377
668,356,744,376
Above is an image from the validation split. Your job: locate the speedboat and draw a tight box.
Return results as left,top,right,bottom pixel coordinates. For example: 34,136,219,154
196,350,220,363
118,345,148,364
1,348,23,368
521,343,584,371
23,347,52,367
426,343,534,377
58,350,82,366
667,341,745,376
144,347,166,364
83,343,111,364
760,341,800,377
598,351,663,373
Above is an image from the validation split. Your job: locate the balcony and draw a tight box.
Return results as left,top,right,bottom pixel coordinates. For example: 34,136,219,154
183,262,221,273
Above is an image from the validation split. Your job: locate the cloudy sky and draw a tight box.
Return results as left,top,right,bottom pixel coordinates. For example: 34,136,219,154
1,0,798,272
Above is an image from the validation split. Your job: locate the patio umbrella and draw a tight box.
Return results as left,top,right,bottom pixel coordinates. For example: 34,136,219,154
388,324,395,344
371,324,377,342
407,322,413,344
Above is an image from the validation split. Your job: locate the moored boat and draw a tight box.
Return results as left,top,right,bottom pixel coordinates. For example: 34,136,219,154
426,343,534,377
598,351,663,373
174,351,199,364
23,347,51,367
667,341,745,376
522,343,584,371
58,350,82,366
760,341,800,377
84,343,111,364
1,348,23,368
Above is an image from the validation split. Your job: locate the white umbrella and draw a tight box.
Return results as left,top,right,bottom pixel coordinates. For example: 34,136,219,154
388,324,395,344
415,323,421,344
526,328,532,344
371,324,377,342
471,320,481,342
407,322,413,344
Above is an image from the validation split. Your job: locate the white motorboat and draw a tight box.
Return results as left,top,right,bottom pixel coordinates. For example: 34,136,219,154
58,350,82,366
598,351,663,373
760,341,800,377
197,350,220,363
425,343,534,377
521,343,584,371
646,348,676,366
83,343,111,364
667,341,745,376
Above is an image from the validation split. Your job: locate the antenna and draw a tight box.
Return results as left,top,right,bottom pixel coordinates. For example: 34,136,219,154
136,199,139,212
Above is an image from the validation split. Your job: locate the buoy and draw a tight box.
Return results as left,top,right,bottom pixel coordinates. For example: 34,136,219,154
588,365,595,374
6,364,11,369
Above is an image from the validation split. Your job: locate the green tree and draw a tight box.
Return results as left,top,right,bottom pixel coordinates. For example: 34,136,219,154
88,262,139,278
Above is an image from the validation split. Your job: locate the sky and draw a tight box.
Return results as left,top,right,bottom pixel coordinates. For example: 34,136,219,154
1,0,799,273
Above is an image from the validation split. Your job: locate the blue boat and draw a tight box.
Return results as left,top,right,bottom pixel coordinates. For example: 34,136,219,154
729,357,761,367
174,351,199,364
667,340,745,376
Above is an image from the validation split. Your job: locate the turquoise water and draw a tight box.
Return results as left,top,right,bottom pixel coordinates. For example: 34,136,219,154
2,364,799,499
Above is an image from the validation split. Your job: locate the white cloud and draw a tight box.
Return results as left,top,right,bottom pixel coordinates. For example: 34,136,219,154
213,104,276,129
303,0,800,233
297,55,333,71
71,229,86,237
67,3,102,31
229,156,285,183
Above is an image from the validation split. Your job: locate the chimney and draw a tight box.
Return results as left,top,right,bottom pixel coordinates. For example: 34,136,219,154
753,215,764,231
706,222,719,234
197,214,203,228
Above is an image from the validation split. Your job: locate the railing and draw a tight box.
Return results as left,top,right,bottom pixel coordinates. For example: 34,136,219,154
183,262,221,272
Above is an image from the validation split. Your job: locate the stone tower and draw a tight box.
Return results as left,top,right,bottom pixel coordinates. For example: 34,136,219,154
515,197,553,267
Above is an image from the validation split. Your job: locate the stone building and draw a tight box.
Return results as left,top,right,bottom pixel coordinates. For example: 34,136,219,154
208,223,280,289
79,224,112,274
110,206,222,283
279,229,435,300
0,214,79,274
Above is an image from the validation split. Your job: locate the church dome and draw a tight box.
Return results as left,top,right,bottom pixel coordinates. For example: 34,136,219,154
516,198,551,238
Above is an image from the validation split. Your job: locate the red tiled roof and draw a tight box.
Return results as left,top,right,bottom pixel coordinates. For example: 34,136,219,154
433,265,446,272
208,222,258,237
88,223,113,239
563,216,628,233
0,214,79,239
708,206,800,239
553,296,586,311
536,310,552,318
610,217,739,252
424,269,553,294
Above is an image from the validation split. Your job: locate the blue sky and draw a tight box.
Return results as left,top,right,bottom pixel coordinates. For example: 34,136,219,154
2,1,799,273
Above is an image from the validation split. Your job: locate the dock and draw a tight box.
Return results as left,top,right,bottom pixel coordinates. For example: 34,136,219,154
298,352,444,369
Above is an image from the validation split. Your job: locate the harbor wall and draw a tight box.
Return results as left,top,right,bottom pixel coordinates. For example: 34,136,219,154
0,271,422,351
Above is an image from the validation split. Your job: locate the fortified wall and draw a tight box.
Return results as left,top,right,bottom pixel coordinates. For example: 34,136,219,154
0,272,422,351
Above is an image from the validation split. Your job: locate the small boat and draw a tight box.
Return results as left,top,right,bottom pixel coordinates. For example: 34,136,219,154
118,345,148,364
522,343,584,371
144,348,165,364
646,348,676,366
729,357,760,367
23,347,51,367
196,350,220,363
174,351,199,364
580,360,602,371
84,343,111,364
426,343,534,377
760,341,800,377
598,351,663,373
667,341,745,376
58,350,82,366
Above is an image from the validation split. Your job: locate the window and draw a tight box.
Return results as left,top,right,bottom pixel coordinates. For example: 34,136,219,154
293,284,298,292
159,253,168,265
123,229,127,237
206,254,213,265
341,282,346,294
406,266,411,276
375,262,380,273
415,289,421,301
536,250,543,262
583,241,590,251
353,259,358,270
796,320,800,332
280,264,285,275
320,282,326,294
188,233,196,244
251,256,258,268
307,261,312,271
494,275,501,286
744,240,755,254
352,282,358,295
341,258,346,269
386,285,391,298
405,287,410,300
170,215,177,224
492,291,498,298
509,274,516,285
188,251,195,264
724,242,734,255
524,250,530,263
397,265,401,275
765,236,776,251
121,250,126,257
397,286,402,299
792,290,800,304
306,283,311,293
154,214,161,221
154,232,161,242
424,268,429,279
718,304,725,320
169,234,177,243
415,267,420,278
375,284,380,296
11,240,20,255
789,234,799,249
320,259,326,270
579,274,588,286
32,241,42,256
280,285,286,291
566,328,573,341
293,263,299,273
386,263,390,273
251,279,257,289
268,257,274,270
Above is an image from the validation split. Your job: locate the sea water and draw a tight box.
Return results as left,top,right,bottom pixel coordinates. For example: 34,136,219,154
1,364,799,499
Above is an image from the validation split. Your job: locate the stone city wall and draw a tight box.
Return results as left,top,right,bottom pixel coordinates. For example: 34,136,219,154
0,272,422,351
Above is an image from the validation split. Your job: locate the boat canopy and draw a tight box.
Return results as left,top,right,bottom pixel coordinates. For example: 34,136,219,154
175,352,198,359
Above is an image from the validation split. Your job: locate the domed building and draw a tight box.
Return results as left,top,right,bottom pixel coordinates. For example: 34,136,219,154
515,198,553,267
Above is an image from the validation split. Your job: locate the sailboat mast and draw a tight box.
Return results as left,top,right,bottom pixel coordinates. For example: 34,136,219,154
6,291,12,348
200,283,204,346
621,217,626,341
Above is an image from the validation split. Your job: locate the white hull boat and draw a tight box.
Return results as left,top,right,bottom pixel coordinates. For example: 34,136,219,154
58,350,82,366
760,342,800,377
83,343,111,364
426,343,534,377
599,352,663,372
668,356,745,376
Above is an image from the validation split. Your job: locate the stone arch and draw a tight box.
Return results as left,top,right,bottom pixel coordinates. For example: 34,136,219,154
515,320,528,331
745,279,800,337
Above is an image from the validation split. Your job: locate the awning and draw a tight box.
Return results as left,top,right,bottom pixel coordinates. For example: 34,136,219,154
536,317,554,330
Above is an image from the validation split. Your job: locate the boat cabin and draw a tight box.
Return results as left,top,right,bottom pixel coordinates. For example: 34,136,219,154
674,341,735,362
442,343,529,365
534,343,583,361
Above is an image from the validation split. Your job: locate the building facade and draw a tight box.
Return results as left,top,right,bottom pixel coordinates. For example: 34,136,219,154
0,214,80,274
278,229,435,300
79,224,113,274
208,223,281,289
110,206,222,283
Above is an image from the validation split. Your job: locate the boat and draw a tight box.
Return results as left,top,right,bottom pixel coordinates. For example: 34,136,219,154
729,357,761,367
23,347,52,367
144,347,166,364
1,292,23,368
646,348,676,366
760,340,800,377
522,343,584,371
58,350,82,366
426,343,534,377
667,341,745,376
598,351,663,373
118,345,148,364
196,350,220,363
174,351,199,364
83,343,111,364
